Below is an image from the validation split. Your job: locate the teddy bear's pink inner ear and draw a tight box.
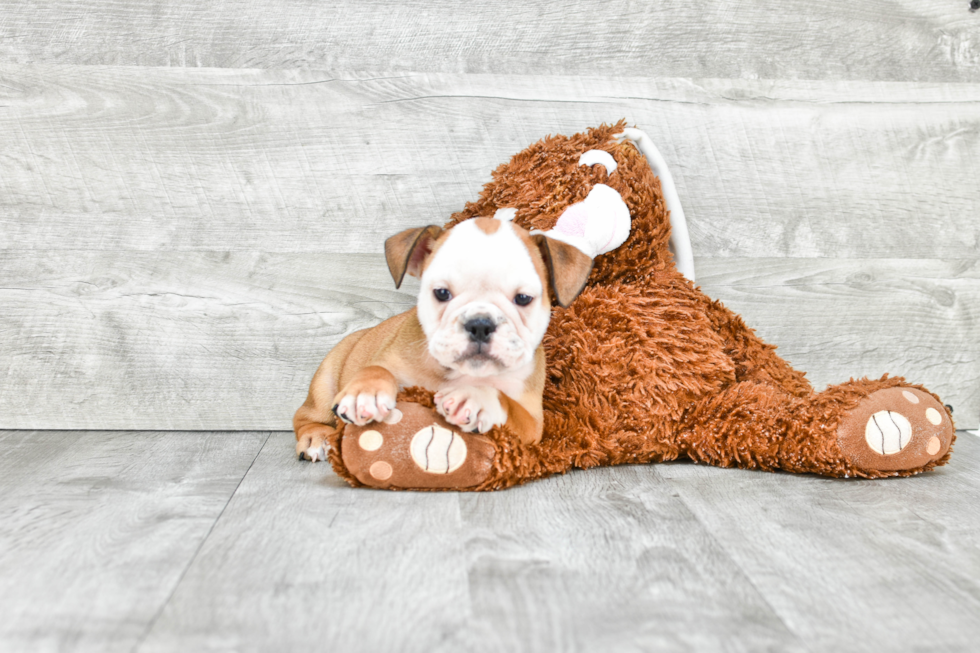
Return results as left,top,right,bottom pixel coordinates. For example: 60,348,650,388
553,202,590,238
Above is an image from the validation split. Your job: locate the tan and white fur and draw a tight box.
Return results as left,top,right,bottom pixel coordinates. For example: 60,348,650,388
294,214,593,462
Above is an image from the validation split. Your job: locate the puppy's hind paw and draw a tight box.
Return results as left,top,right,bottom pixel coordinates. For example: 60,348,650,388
296,431,329,463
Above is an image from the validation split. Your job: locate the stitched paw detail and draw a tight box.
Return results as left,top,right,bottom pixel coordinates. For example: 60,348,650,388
410,425,467,474
837,387,953,473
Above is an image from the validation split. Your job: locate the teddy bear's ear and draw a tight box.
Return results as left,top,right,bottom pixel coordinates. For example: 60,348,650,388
384,225,444,288
532,234,594,308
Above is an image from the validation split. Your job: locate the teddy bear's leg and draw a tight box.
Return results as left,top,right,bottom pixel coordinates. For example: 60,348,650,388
329,399,500,490
699,292,812,397
680,376,954,477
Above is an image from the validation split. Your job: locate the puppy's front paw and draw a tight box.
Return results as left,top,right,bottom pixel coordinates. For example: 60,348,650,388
334,390,397,426
435,386,506,433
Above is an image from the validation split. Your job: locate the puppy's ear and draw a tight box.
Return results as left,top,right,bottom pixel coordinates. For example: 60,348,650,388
385,225,444,288
532,235,594,308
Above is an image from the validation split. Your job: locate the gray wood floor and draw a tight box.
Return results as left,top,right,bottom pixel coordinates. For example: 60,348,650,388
1,429,978,652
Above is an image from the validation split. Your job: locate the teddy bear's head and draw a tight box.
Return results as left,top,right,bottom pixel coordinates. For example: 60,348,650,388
445,121,675,287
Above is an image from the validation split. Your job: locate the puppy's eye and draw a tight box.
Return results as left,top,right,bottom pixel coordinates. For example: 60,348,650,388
433,288,452,302
514,294,533,306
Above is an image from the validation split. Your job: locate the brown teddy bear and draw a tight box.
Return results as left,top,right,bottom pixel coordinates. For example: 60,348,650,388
309,121,955,491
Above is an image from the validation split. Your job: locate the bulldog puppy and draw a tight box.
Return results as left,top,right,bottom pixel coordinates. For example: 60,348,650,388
294,213,593,462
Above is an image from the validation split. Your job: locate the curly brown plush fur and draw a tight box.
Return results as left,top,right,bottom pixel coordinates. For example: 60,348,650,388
327,121,955,491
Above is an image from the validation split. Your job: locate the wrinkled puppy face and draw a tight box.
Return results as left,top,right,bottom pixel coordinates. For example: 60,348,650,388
386,216,593,379
417,218,550,378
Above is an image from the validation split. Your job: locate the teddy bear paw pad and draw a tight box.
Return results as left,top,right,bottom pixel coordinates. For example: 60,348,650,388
340,402,494,489
837,387,953,473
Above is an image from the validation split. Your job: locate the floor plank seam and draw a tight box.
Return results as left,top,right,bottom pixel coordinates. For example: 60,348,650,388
128,430,273,653
655,467,817,653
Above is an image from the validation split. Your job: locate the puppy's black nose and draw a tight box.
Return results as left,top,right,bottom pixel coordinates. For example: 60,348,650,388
464,317,496,343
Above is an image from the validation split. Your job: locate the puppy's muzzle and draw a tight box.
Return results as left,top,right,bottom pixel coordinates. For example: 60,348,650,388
464,316,496,344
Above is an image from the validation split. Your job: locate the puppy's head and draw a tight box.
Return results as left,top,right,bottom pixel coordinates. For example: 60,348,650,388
386,216,592,378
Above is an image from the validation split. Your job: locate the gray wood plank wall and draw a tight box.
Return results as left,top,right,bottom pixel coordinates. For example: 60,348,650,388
2,1,979,82
1,3,978,430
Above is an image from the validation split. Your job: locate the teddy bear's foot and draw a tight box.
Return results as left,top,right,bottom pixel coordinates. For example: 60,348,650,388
339,402,495,489
837,386,953,473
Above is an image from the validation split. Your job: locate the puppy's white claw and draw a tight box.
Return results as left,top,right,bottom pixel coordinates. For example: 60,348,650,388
382,408,403,425
305,443,326,462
